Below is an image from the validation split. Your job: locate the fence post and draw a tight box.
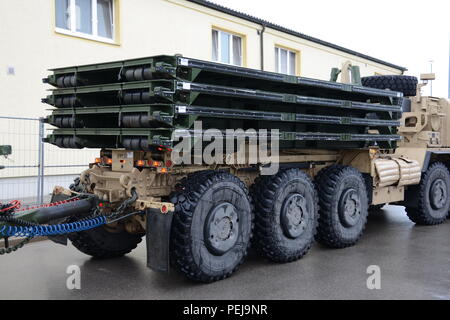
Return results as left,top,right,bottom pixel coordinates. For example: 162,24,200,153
37,118,45,204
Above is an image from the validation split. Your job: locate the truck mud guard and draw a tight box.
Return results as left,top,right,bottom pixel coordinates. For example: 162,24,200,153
422,151,450,172
146,209,174,273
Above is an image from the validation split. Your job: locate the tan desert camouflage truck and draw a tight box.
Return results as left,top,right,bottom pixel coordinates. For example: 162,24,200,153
1,56,448,283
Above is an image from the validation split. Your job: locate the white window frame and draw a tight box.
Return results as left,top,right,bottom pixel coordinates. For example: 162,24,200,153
55,0,116,44
275,47,297,76
212,29,243,66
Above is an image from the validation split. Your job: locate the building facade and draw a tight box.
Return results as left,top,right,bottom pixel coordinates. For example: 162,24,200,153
0,0,405,183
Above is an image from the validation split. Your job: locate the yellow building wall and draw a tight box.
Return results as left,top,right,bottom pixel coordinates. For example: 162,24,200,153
0,0,402,179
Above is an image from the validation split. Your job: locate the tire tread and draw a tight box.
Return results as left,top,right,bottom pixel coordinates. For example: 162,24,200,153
405,162,450,225
170,171,254,283
251,169,318,263
315,165,369,248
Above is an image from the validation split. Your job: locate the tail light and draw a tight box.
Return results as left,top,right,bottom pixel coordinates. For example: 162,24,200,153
136,160,145,167
94,157,112,165
152,161,162,167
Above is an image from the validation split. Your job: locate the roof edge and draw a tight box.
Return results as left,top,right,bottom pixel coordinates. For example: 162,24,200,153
186,0,408,72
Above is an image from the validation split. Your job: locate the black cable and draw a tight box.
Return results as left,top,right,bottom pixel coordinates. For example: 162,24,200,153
0,216,39,227
0,237,33,255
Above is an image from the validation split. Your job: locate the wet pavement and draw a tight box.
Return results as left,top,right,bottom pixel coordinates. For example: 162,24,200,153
1,205,449,300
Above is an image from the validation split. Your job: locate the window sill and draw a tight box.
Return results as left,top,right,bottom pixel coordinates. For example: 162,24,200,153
212,59,243,68
55,28,120,46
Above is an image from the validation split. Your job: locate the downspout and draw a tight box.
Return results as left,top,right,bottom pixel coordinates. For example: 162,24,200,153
258,24,266,71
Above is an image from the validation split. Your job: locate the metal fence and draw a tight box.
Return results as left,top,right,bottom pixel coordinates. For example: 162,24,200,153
0,116,97,205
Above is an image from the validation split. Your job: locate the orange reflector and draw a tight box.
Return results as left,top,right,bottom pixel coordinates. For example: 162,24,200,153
95,158,102,164
136,160,145,167
160,168,168,173
106,158,113,165
153,161,162,167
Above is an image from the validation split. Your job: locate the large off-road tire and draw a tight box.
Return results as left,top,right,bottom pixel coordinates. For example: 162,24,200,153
405,162,450,225
64,176,143,259
68,226,143,259
170,171,254,283
251,169,318,263
316,166,369,248
361,75,418,97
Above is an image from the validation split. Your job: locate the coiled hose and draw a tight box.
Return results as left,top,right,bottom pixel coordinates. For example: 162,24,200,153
0,190,139,253
0,216,107,238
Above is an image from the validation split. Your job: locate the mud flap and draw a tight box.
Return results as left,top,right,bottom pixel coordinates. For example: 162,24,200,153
146,209,174,273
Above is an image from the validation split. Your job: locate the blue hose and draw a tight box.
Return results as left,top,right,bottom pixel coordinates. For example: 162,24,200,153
0,216,107,238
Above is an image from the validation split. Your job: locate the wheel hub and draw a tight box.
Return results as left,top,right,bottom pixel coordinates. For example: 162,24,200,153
430,179,447,210
281,194,308,239
205,202,239,255
339,188,361,228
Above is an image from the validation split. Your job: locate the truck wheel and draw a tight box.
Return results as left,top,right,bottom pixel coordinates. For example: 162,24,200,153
316,166,369,248
170,171,253,283
64,178,143,259
68,226,143,259
405,162,450,225
251,169,318,263
361,75,418,97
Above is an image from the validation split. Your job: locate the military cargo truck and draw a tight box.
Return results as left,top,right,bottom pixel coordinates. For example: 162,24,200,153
1,56,448,283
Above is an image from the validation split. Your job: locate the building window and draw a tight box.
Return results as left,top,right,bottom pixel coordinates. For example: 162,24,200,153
55,0,115,42
212,29,242,66
275,47,296,75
